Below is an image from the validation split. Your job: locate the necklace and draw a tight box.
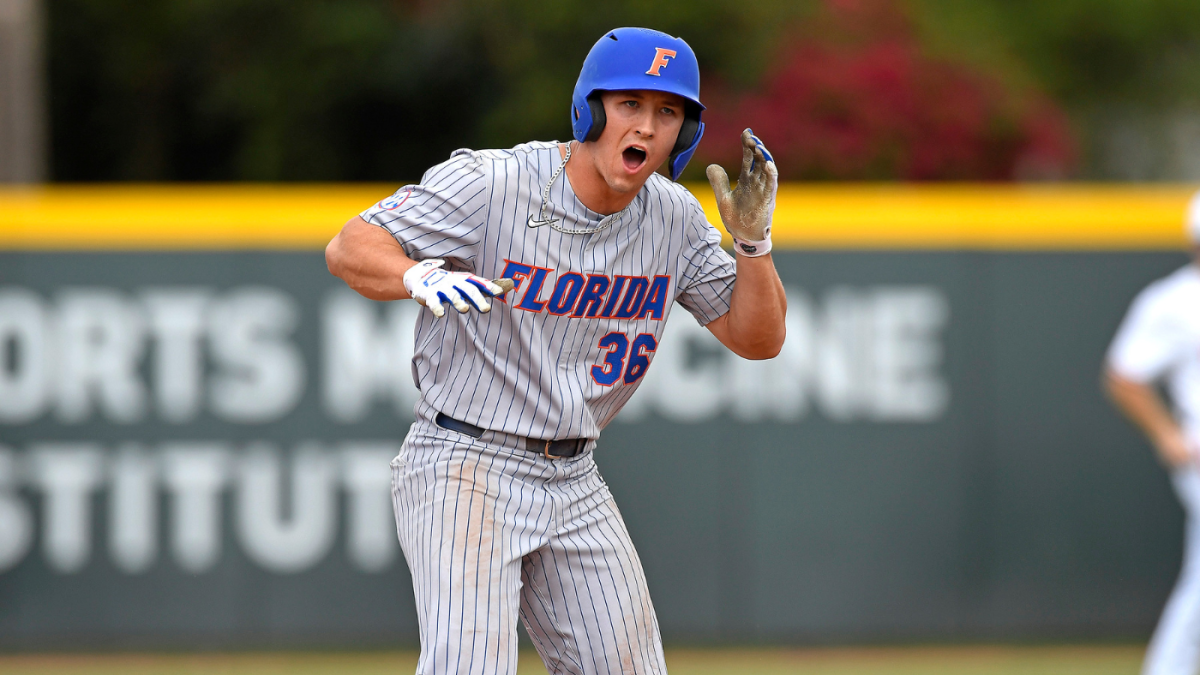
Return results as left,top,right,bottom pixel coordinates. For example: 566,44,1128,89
526,142,631,235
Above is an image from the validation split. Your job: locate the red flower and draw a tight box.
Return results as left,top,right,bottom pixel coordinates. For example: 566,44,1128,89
695,0,1075,180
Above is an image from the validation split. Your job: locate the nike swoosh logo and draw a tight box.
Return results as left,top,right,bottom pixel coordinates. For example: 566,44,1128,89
527,216,556,228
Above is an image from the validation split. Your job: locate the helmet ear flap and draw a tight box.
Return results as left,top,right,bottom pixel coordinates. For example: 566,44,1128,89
584,95,606,142
672,116,700,157
668,103,703,181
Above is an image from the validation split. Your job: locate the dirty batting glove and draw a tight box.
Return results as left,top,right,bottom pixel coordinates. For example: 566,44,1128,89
402,259,504,318
705,128,778,257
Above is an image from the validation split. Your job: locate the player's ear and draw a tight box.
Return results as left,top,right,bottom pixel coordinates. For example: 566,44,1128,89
585,94,606,143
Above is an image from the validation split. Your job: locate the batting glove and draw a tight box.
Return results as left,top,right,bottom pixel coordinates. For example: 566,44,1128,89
403,259,504,318
706,129,778,257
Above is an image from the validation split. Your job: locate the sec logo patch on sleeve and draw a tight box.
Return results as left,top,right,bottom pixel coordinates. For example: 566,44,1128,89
380,189,412,210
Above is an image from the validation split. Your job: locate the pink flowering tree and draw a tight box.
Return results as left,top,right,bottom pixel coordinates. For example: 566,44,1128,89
694,0,1075,181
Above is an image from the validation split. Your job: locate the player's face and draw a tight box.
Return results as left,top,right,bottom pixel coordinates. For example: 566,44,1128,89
592,90,686,193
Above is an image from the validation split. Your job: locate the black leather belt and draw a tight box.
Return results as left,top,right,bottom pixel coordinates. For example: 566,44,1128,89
434,413,588,459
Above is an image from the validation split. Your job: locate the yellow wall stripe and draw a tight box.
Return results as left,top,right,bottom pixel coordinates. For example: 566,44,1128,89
0,184,1194,251
0,185,392,251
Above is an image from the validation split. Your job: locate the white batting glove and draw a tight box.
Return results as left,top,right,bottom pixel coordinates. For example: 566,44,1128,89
706,128,778,257
402,259,504,318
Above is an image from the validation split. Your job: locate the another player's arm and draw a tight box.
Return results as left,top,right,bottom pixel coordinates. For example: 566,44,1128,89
1104,367,1193,467
326,216,417,301
704,129,787,360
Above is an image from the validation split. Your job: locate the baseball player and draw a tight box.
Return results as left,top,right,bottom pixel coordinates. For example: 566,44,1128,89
1105,191,1200,675
326,27,786,675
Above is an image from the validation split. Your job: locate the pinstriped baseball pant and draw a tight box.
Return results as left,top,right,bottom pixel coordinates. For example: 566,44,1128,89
391,409,667,675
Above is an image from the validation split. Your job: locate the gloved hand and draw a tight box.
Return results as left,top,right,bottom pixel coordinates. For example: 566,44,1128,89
705,129,778,257
403,259,509,318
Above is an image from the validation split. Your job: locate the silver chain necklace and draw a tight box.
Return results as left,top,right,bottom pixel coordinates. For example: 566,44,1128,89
526,142,631,235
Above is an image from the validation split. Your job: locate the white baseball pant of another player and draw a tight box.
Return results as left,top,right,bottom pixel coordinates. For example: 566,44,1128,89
1143,466,1200,675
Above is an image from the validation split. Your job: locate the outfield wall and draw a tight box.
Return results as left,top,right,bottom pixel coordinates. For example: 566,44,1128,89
0,185,1195,648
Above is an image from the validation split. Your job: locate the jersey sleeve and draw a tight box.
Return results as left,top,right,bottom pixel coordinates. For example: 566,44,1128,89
674,201,737,326
1108,283,1190,383
359,149,490,270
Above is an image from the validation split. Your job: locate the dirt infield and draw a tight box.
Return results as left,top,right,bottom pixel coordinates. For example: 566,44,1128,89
0,645,1144,675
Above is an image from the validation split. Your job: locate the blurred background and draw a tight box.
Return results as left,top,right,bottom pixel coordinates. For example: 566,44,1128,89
3,0,1200,673
15,0,1200,183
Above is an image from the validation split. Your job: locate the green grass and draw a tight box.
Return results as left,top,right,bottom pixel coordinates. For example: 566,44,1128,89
0,645,1144,675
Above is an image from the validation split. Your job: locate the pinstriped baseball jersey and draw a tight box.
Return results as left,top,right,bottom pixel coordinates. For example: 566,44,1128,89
361,140,735,441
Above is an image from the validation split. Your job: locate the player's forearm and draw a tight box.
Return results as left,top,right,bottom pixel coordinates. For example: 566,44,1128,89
326,216,416,301
713,254,787,360
1104,368,1183,449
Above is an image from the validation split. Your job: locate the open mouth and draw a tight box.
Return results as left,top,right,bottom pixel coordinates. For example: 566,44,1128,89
621,146,647,172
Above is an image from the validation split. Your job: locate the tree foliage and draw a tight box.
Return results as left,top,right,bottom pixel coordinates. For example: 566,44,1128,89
45,0,1200,181
695,1,1074,180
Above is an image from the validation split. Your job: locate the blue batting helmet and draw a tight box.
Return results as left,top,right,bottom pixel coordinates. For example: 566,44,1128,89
571,27,705,181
